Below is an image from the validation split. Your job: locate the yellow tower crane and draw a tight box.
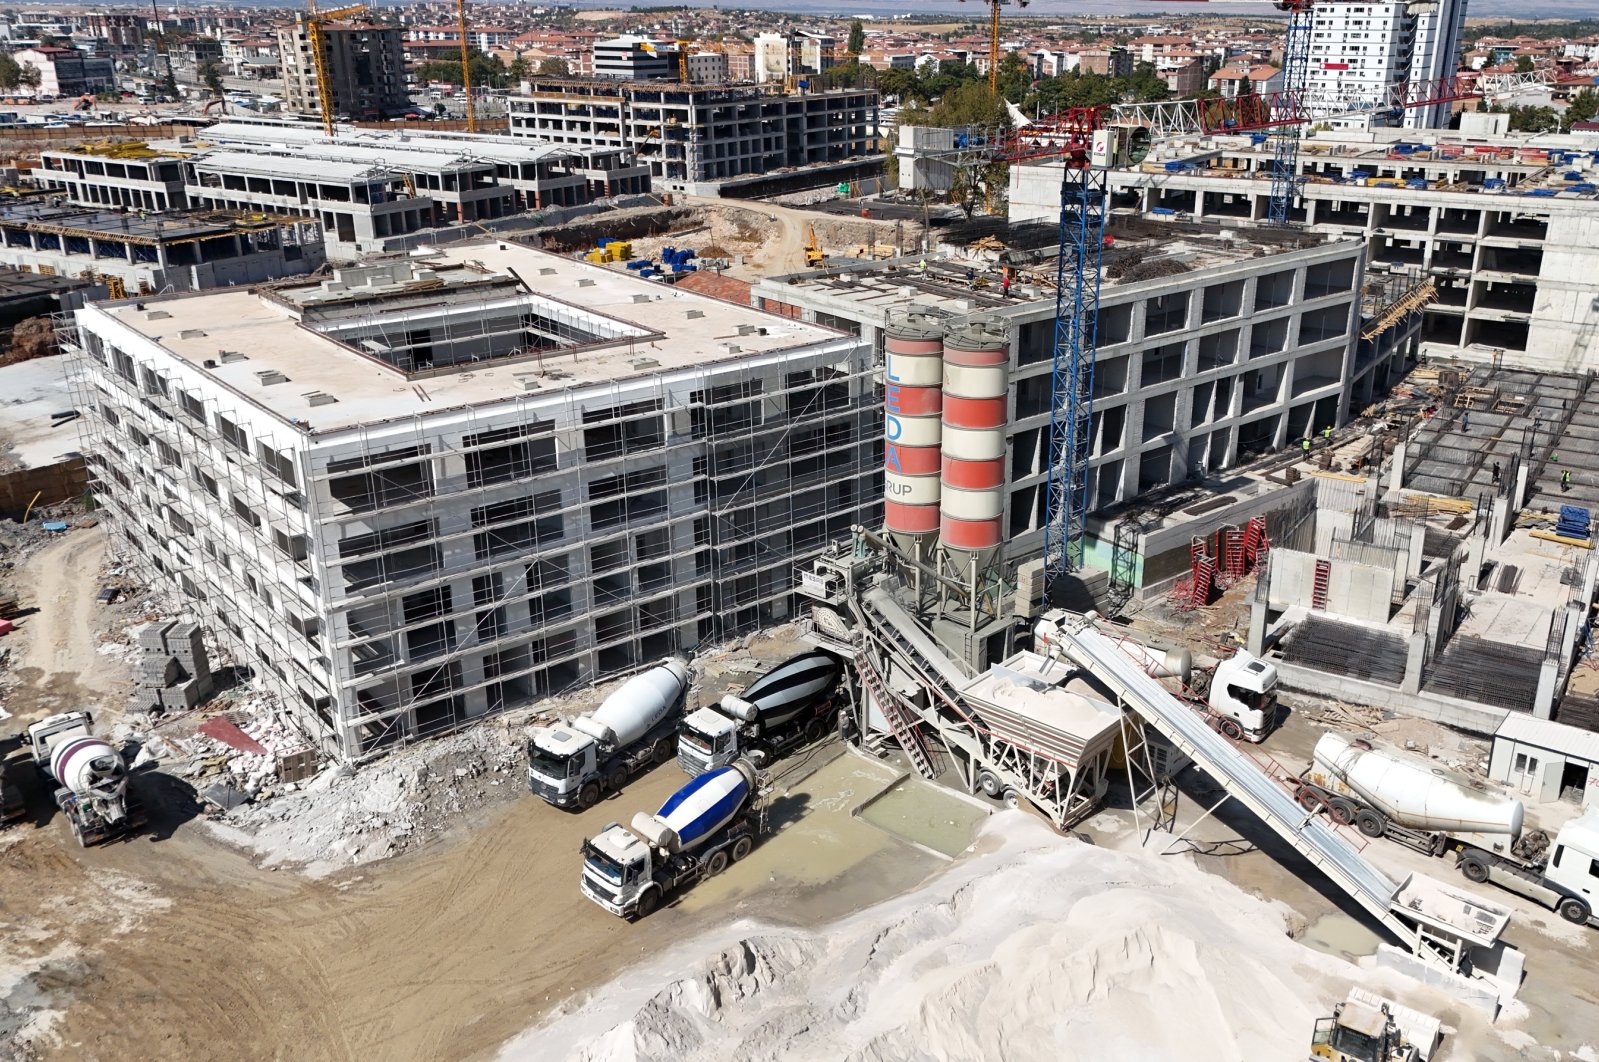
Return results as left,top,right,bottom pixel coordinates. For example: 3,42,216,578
306,2,369,138
958,0,1028,95
455,0,476,133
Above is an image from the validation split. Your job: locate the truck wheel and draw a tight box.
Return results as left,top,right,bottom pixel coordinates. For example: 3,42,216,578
1327,798,1357,826
731,836,754,862
1354,810,1386,838
1459,857,1489,884
606,768,627,795
1001,788,1022,810
636,888,661,918
1558,898,1590,925
706,850,730,876
578,782,601,810
1295,786,1322,813
804,716,828,745
1216,717,1244,741
653,736,675,765
976,771,1002,798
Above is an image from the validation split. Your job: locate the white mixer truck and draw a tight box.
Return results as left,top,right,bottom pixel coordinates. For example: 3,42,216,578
677,649,843,776
527,658,689,810
27,710,144,847
580,757,762,919
1295,731,1599,927
1034,608,1281,741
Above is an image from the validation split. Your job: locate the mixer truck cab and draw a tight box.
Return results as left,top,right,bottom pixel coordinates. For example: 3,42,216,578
580,758,762,919
527,658,689,810
1207,650,1280,742
677,649,842,776
1463,810,1599,928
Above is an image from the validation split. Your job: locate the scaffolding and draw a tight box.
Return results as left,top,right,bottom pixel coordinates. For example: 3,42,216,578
64,302,882,762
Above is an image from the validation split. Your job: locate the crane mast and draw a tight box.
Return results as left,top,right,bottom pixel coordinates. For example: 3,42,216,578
456,0,476,133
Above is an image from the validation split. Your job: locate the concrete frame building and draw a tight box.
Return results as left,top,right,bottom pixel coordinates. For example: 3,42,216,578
278,15,409,120
507,79,880,195
66,241,881,760
752,220,1403,571
592,36,677,80
1007,129,1599,373
37,123,651,259
1304,0,1468,129
0,204,325,295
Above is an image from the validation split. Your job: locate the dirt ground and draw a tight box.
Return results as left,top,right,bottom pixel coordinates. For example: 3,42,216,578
2,532,129,726
627,196,914,280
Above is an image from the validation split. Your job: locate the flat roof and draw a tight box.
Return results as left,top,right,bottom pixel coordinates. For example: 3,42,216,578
203,121,581,166
187,150,395,182
92,240,842,435
1496,711,1599,763
0,203,257,241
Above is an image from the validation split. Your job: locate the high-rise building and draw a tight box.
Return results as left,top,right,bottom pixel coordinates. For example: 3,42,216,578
278,14,409,120
1304,0,1469,129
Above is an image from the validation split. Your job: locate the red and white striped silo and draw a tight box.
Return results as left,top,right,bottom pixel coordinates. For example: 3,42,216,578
883,310,946,558
939,317,1009,570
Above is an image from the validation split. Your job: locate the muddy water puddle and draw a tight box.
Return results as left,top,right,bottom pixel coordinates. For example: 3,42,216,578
1299,910,1383,962
857,778,990,858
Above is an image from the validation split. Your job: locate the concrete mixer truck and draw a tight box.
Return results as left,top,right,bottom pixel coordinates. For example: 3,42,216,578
27,710,144,847
580,757,763,919
1033,609,1281,742
677,649,843,776
1295,731,1599,927
528,658,689,810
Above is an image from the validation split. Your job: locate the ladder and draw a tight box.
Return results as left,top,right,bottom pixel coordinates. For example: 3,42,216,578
1312,558,1331,611
855,649,937,779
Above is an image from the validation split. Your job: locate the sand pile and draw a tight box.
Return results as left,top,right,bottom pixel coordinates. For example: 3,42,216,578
512,814,1512,1062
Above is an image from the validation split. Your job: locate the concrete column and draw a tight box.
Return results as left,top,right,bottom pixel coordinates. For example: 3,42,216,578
1389,438,1406,492
1247,597,1267,656
1533,658,1560,720
1402,631,1428,695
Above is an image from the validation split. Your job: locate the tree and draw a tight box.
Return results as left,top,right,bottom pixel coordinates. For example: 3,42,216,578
1505,104,1560,132
0,54,20,91
846,19,865,57
18,63,41,91
1565,89,1599,130
535,57,569,76
929,79,1010,129
508,56,532,82
995,52,1032,104
200,61,223,95
413,50,510,89
1514,55,1534,73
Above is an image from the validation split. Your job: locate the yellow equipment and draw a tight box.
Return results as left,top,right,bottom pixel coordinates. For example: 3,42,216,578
455,0,475,133
639,40,691,83
958,0,1029,94
1309,998,1420,1062
804,224,825,267
305,2,369,138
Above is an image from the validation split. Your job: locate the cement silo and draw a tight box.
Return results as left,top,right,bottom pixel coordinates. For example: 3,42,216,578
883,310,946,560
939,317,1009,574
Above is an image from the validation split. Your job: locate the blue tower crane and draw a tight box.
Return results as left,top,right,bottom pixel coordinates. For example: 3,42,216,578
1267,0,1316,225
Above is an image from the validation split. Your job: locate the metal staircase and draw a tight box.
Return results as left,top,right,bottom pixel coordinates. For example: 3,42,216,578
855,646,938,779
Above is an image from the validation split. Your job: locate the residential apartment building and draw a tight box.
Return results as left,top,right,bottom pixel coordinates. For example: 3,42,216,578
12,45,116,98
66,242,880,760
1020,129,1599,371
278,15,409,119
1305,0,1469,128
508,79,880,195
592,36,676,80
753,223,1399,571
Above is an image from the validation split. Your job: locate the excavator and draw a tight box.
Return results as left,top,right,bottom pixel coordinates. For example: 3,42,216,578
803,224,825,268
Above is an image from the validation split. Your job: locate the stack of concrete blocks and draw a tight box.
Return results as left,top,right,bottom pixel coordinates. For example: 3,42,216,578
132,620,215,715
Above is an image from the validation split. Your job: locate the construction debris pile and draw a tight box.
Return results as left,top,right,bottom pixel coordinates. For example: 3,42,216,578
520,815,1510,1061
208,715,534,877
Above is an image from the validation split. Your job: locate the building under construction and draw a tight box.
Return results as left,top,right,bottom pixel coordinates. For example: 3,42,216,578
64,240,879,760
753,217,1426,574
0,203,325,295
